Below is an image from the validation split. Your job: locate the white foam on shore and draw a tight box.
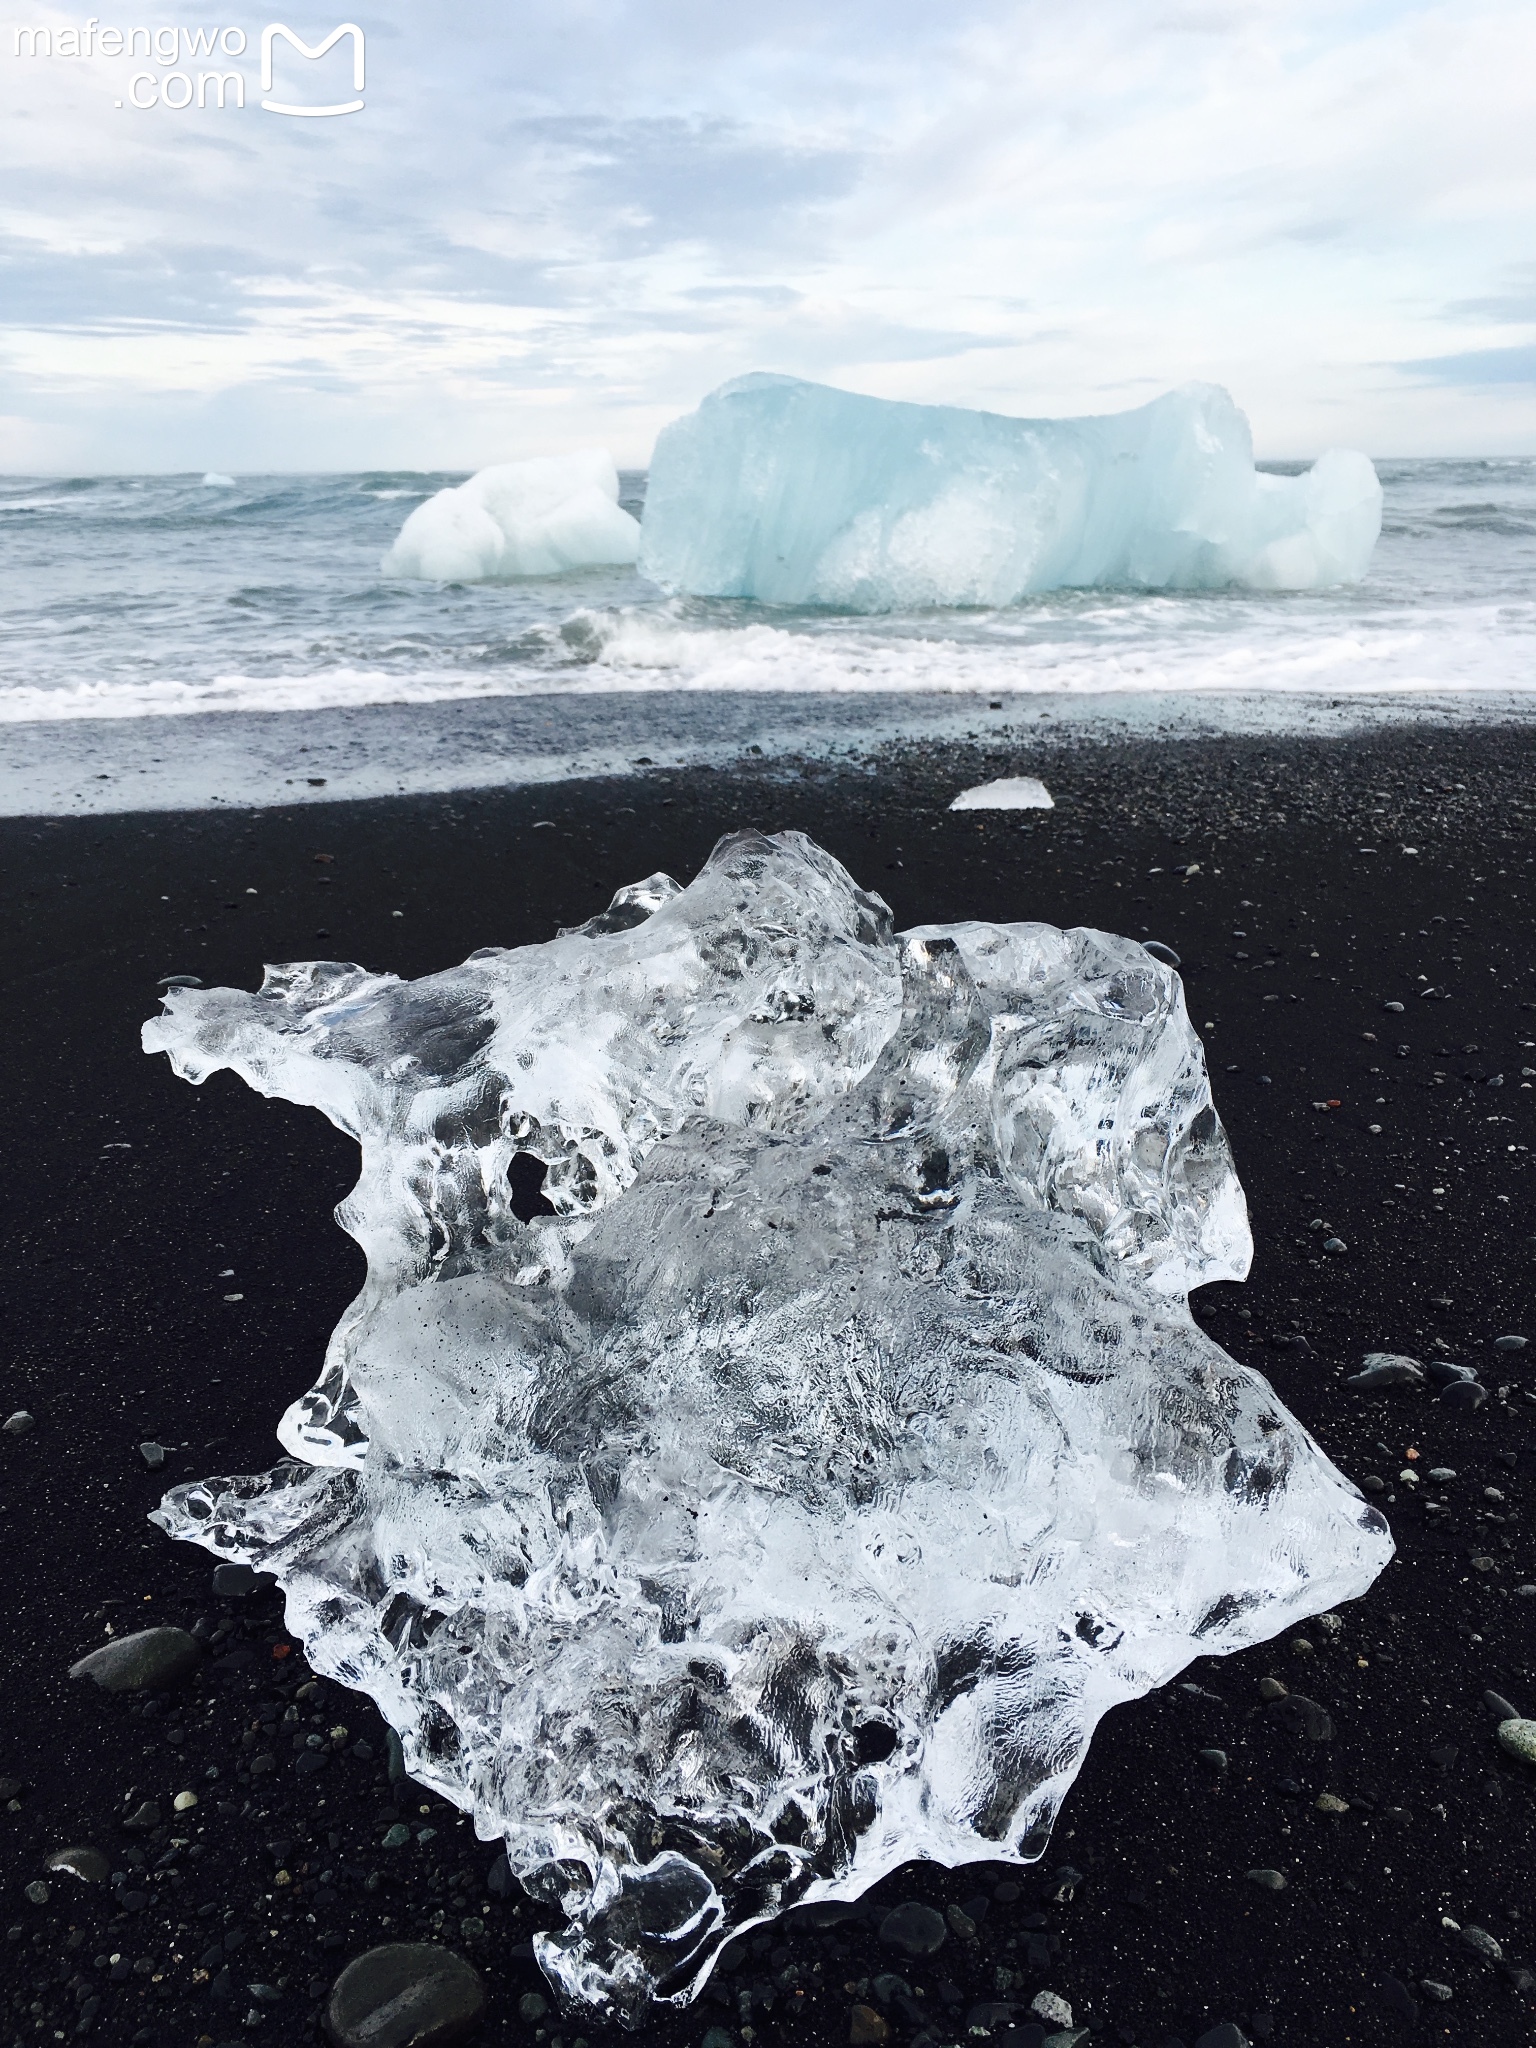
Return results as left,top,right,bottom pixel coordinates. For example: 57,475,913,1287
0,596,1533,727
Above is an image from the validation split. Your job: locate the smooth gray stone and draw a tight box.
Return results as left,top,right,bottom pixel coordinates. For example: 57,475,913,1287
3,1410,35,1434
69,1627,201,1693
1498,1718,1536,1764
324,1943,486,2048
44,1846,109,1883
878,1901,948,1956
1266,1692,1334,1741
1484,1690,1521,1722
1347,1356,1424,1388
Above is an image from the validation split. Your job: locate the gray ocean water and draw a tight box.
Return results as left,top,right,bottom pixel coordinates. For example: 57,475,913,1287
2,459,1533,814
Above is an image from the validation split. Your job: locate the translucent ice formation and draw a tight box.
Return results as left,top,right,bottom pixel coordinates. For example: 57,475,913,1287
142,832,1390,2020
639,375,1382,608
382,449,640,582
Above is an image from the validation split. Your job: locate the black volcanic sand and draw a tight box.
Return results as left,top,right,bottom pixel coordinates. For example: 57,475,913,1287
3,722,1535,2048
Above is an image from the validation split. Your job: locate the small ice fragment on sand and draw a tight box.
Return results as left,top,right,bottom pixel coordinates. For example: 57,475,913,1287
382,450,640,583
950,776,1054,812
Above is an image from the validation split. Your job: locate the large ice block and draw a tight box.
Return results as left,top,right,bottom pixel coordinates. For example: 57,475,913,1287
142,832,1390,2020
638,375,1382,608
382,448,640,582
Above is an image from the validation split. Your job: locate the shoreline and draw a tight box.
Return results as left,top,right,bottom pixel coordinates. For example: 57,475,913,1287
4,683,1536,819
3,720,1535,2046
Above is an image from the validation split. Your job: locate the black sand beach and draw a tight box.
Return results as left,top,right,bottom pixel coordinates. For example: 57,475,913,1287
3,720,1535,2048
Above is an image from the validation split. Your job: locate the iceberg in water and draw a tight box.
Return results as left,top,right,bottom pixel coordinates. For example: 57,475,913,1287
382,448,640,582
639,375,1382,609
142,832,1390,2020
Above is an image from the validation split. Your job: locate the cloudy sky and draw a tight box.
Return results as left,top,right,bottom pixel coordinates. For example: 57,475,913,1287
1,0,1532,470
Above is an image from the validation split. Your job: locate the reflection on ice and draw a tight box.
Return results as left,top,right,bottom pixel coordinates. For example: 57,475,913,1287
142,831,1390,2019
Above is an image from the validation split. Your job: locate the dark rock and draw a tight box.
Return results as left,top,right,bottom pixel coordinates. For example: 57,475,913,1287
212,1563,277,1598
485,1853,513,1899
1266,1693,1334,1741
1347,1356,1424,1388
1194,2027,1251,2048
122,1800,162,1831
1440,1379,1489,1412
1484,1690,1521,1722
878,1901,948,1956
70,1627,201,1693
1377,1973,1418,2024
1426,1360,1477,1386
137,1441,166,1469
1143,940,1181,966
1461,1924,1503,1963
3,1410,35,1435
1197,1748,1229,1772
1494,1335,1528,1351
1246,1868,1287,1891
850,2004,891,2044
43,1846,109,1884
324,1943,485,2048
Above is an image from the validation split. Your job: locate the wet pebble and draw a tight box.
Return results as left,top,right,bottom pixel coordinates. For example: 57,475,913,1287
1347,1355,1424,1388
1266,1693,1334,1741
1420,1979,1453,2002
23,1880,49,1905
1194,2027,1251,2048
70,1627,201,1693
1497,1718,1536,1764
1461,1924,1503,1962
212,1562,277,1598
3,1410,35,1434
1246,1868,1287,1891
1484,1690,1520,1722
878,1901,948,1956
324,1943,486,2048
43,1846,109,1883
1198,1747,1229,1773
1031,1991,1073,2027
849,2004,890,2044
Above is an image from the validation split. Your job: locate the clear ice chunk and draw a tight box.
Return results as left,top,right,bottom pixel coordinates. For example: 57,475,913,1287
382,448,640,582
141,830,1390,2020
638,375,1382,608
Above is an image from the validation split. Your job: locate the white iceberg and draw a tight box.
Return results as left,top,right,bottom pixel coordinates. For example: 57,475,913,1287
142,832,1390,2019
382,448,640,583
639,375,1383,609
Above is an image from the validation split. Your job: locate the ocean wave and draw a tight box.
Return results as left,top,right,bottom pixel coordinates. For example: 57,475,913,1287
2,596,1532,724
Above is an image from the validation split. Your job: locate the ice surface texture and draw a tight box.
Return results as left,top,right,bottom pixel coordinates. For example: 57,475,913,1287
639,375,1382,609
142,832,1390,2019
382,449,640,582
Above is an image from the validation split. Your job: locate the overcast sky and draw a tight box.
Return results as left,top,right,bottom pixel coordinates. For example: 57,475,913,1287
1,0,1532,471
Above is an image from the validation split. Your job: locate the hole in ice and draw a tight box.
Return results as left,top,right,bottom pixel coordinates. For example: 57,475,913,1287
852,1720,899,1765
508,1151,557,1223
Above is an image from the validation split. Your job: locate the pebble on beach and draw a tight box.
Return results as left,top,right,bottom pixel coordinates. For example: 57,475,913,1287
43,1845,109,1883
324,1943,486,2048
878,1901,948,1956
68,1626,202,1692
3,1409,36,1434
